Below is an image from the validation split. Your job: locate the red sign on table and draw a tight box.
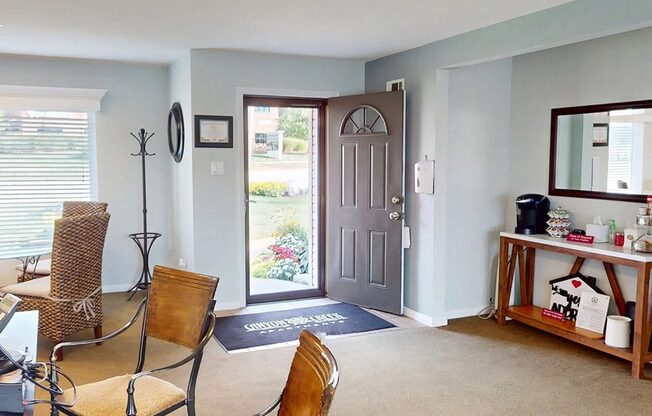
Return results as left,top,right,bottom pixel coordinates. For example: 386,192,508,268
542,308,565,322
566,234,594,244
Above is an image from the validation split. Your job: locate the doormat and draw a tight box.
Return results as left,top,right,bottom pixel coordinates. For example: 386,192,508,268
214,303,395,352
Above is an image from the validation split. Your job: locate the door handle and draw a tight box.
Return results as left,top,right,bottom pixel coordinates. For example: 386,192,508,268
391,196,403,204
389,211,403,221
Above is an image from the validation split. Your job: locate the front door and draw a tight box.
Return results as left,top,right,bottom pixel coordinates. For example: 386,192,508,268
326,91,405,314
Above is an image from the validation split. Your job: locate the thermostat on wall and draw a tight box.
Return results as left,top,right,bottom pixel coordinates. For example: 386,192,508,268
415,159,434,194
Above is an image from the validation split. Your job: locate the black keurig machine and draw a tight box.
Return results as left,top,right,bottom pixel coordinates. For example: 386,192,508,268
515,194,550,235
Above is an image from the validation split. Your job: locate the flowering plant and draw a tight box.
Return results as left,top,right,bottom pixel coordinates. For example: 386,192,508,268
269,244,298,262
266,259,301,281
276,234,305,253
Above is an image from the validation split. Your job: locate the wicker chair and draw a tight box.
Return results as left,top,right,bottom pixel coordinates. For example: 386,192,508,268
62,201,108,218
3,212,111,360
16,201,108,282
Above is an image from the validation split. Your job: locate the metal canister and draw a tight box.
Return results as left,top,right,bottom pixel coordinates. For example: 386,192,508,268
633,235,652,253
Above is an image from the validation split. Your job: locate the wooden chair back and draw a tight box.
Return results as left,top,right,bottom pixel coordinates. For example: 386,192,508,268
62,201,108,217
278,331,339,416
145,265,219,349
50,212,110,300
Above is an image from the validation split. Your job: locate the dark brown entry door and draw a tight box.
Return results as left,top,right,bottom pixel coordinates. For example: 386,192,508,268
327,91,405,314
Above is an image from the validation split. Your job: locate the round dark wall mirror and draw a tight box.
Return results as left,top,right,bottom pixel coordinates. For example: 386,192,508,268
168,102,185,163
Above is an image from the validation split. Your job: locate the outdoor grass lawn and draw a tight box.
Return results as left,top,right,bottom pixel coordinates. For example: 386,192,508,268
249,194,310,241
251,153,308,170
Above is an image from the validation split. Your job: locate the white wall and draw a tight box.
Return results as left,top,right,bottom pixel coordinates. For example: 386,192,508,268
509,27,652,312
168,52,195,271
170,50,365,309
0,54,173,291
444,59,512,317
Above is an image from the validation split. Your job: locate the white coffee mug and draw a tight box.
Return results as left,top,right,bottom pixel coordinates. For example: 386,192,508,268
604,315,632,348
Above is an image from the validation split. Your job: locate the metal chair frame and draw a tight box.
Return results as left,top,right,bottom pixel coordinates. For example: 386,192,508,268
47,296,217,416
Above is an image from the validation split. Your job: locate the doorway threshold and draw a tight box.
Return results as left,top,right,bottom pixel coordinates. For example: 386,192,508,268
249,277,313,296
216,297,336,318
215,297,423,330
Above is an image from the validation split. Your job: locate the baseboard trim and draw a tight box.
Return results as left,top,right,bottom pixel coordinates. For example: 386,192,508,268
403,307,448,327
446,306,486,320
430,317,449,327
214,301,245,312
103,283,132,293
102,285,245,312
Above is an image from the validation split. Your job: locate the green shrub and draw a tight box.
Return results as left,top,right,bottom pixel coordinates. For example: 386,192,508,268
251,256,275,278
249,181,288,197
272,218,308,242
278,108,310,139
283,137,307,153
297,245,309,274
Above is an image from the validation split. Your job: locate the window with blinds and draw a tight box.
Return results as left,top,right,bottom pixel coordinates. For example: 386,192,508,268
607,122,634,192
0,110,93,258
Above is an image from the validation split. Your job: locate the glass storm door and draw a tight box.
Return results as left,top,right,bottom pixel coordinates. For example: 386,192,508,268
244,96,325,303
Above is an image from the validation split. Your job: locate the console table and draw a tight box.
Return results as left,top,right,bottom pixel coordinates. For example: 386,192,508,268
497,232,652,379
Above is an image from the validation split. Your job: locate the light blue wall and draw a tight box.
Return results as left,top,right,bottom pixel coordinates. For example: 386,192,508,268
0,54,172,291
445,59,512,316
180,50,365,308
365,0,652,321
509,27,652,311
555,115,574,188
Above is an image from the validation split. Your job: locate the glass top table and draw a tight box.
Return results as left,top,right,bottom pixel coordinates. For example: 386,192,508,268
0,247,52,281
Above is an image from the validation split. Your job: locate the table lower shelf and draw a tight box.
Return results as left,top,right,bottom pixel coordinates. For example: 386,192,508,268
506,305,635,361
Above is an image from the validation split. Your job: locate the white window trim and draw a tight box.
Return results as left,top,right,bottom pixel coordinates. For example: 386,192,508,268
0,85,107,112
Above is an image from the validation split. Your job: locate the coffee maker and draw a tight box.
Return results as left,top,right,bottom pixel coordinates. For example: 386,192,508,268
515,194,550,235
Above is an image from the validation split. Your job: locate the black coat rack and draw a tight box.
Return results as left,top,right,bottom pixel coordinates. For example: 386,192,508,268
127,128,161,300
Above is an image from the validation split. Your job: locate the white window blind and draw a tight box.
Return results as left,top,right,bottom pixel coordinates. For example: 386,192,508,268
607,123,633,192
0,110,93,258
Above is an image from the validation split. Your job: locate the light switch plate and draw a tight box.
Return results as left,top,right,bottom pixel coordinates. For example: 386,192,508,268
210,161,224,176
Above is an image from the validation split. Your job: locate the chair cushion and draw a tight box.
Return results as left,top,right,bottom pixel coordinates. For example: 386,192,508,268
2,276,51,298
14,258,51,275
61,374,186,416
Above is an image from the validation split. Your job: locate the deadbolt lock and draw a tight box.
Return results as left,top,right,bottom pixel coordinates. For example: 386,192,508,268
389,211,403,221
391,196,404,204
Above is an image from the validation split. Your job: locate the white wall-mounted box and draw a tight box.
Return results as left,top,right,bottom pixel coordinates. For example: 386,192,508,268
415,160,434,194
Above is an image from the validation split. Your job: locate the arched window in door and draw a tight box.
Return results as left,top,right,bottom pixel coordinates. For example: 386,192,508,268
340,105,387,136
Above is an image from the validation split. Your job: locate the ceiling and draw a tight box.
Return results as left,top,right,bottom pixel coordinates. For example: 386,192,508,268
0,0,572,64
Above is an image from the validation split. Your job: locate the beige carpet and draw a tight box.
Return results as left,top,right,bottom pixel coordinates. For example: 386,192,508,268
31,293,652,415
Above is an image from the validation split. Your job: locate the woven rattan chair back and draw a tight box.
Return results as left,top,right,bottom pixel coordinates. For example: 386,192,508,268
145,265,218,349
61,201,108,217
50,213,110,300
278,331,339,416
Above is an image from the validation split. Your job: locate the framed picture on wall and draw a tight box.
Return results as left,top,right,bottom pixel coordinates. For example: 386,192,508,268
195,115,233,148
592,123,609,147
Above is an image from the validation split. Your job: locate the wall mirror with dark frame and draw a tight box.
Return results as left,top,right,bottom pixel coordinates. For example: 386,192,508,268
550,99,652,203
